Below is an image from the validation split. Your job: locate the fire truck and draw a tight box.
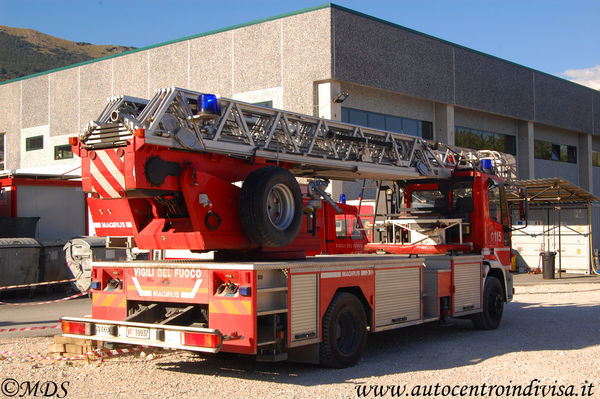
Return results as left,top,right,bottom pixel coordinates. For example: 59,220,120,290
61,87,516,368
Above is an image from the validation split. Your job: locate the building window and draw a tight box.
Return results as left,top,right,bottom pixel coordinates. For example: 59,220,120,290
54,144,73,160
455,127,516,155
593,151,600,167
341,107,433,140
253,100,273,108
26,135,43,151
0,132,4,170
534,140,576,163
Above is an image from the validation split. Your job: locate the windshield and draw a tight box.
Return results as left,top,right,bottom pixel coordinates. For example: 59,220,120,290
410,190,446,211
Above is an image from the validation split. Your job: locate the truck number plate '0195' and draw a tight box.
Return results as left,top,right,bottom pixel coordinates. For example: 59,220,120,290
126,327,150,339
95,324,114,337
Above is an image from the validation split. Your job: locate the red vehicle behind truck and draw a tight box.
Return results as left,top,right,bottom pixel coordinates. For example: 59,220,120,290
61,88,515,367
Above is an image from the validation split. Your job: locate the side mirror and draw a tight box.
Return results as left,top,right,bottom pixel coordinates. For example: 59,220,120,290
519,188,528,220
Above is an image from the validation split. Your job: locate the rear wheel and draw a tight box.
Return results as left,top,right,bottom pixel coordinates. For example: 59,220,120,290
320,293,367,368
239,166,303,247
472,276,504,330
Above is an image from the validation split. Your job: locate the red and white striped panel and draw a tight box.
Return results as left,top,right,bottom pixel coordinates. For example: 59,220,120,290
90,149,125,198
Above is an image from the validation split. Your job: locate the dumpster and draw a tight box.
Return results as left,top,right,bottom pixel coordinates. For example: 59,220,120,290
39,240,75,283
541,251,556,279
0,238,40,287
0,217,39,238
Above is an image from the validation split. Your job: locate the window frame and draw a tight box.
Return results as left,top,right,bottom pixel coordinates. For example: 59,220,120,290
25,135,44,151
54,144,74,160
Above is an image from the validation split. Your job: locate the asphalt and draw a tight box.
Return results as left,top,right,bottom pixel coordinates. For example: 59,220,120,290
512,270,600,286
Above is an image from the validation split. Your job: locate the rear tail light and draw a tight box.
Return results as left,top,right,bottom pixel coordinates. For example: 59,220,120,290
181,332,222,348
61,320,92,335
134,128,145,138
68,136,79,146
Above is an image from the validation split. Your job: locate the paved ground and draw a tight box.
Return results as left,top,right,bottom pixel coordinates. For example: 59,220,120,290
513,271,600,286
0,292,91,338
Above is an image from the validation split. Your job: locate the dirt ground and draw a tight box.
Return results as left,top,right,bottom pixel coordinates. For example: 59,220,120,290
0,278,599,399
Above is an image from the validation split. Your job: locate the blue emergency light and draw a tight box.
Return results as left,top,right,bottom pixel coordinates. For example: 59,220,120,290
339,194,346,204
480,158,493,172
197,93,221,118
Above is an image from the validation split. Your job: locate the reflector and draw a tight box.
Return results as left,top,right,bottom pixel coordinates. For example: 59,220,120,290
61,320,90,335
181,332,221,348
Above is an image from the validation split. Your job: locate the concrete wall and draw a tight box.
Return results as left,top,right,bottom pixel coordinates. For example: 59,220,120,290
331,6,598,136
0,7,332,171
340,82,434,122
454,107,518,137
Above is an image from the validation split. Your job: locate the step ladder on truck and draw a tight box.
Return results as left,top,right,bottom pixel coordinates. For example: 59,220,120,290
61,87,520,367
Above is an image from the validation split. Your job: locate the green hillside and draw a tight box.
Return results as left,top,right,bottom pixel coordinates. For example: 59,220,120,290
0,25,135,82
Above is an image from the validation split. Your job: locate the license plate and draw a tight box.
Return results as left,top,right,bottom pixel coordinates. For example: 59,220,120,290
95,324,115,337
126,327,150,340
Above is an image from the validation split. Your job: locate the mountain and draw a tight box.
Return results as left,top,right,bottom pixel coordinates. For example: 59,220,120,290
0,25,135,82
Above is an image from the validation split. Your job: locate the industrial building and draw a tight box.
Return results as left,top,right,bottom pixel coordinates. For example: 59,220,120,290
0,4,598,273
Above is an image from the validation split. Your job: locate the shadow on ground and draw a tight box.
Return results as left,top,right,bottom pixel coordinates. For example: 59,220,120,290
155,297,600,386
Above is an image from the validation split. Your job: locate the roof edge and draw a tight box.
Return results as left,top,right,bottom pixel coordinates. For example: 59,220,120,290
0,3,333,86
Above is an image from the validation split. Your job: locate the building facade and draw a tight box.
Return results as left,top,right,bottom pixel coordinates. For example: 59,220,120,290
1,4,599,198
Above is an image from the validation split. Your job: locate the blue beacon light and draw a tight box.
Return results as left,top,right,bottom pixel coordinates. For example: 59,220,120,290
197,93,222,119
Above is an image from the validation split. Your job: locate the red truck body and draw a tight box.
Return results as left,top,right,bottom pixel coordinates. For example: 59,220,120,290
62,89,514,368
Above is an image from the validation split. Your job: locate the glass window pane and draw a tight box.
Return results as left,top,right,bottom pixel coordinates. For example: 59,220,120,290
534,140,551,160
341,108,349,122
567,145,577,163
551,144,561,161
385,116,403,133
402,118,419,137
505,135,516,155
26,136,43,151
421,121,433,140
455,127,471,148
348,109,368,127
368,113,385,130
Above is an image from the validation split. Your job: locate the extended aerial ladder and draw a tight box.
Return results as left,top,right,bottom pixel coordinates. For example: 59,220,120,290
73,87,516,253
80,87,516,183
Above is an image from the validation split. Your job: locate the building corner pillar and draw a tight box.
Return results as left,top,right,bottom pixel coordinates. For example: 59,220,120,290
578,133,593,192
517,121,535,180
434,103,454,145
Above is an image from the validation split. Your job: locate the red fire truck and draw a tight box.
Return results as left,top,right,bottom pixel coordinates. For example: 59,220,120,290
61,88,516,368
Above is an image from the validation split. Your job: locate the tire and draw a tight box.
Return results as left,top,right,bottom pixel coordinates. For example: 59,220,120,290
472,276,504,330
239,166,303,247
320,293,367,368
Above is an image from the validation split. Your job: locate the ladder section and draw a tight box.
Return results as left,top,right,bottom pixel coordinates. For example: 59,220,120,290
80,87,516,182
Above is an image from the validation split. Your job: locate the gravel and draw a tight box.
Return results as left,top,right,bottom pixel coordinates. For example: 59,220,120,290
1,281,599,399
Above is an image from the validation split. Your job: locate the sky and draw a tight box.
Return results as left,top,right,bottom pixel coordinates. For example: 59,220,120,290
1,0,599,89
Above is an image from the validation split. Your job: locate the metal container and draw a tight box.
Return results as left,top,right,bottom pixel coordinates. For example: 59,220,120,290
0,238,40,287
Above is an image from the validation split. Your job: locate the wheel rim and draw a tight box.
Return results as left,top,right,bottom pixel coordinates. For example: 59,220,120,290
266,183,295,231
335,309,358,355
488,291,503,319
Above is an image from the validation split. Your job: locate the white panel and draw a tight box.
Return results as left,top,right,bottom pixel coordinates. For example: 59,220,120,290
17,185,85,241
512,206,591,274
375,267,421,328
453,262,481,315
290,274,318,341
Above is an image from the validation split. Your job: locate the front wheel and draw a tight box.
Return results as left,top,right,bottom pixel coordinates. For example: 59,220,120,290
472,276,504,330
320,293,367,368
